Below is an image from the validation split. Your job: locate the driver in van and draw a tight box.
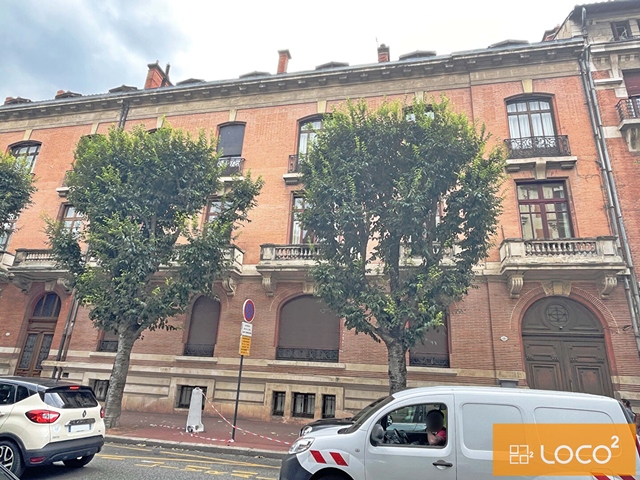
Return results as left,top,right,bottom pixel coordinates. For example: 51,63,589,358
425,409,447,446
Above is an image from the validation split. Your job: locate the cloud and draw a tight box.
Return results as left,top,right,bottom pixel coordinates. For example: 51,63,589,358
0,0,189,102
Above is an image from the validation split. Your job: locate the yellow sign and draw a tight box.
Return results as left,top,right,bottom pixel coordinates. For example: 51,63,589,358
239,335,251,356
493,423,636,476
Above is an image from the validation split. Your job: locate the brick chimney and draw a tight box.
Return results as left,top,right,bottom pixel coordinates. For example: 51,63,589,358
144,61,172,89
378,44,390,63
277,50,291,74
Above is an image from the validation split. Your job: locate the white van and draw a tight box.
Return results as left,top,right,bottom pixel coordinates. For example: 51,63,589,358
279,386,640,480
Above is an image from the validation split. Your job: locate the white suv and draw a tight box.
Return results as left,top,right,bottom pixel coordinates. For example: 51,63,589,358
0,377,105,477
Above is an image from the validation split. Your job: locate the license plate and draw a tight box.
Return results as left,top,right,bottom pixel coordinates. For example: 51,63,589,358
68,423,92,433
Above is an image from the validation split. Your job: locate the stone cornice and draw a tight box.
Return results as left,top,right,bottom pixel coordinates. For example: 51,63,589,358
0,39,584,122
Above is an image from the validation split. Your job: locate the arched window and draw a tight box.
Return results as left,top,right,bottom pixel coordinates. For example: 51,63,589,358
9,141,41,172
504,97,568,158
277,296,340,362
409,320,450,368
16,293,61,377
184,297,220,357
289,116,323,174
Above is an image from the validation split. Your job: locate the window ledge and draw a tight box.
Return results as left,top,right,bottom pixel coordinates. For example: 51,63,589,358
618,118,640,130
267,359,346,369
56,186,69,197
220,176,245,183
594,77,623,86
505,156,577,178
89,351,116,358
407,366,457,375
175,356,219,363
283,172,302,185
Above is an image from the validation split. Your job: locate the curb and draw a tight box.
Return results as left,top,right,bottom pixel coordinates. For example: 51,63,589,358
105,434,288,460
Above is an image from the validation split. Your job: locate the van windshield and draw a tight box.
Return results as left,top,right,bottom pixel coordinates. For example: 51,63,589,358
340,395,394,434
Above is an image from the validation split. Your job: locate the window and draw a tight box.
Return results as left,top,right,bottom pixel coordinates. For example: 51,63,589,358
10,142,41,172
183,296,220,357
0,384,16,405
91,380,109,402
409,322,450,368
177,385,207,409
277,296,340,363
461,403,523,451
376,402,448,447
507,98,556,140
612,21,632,40
218,123,246,176
98,330,118,352
0,216,16,251
290,195,313,244
32,293,61,318
61,205,84,236
322,395,336,418
205,198,223,223
517,182,572,240
292,393,315,418
272,391,286,416
298,118,323,157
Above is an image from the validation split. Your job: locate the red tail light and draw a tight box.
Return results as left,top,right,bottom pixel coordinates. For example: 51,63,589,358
25,410,60,424
69,386,80,390
100,407,104,419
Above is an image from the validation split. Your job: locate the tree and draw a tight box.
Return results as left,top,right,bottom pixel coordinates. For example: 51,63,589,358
0,152,36,251
46,125,263,427
300,99,505,394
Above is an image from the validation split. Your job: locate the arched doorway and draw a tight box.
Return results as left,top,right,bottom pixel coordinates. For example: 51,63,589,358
522,296,613,397
15,293,61,377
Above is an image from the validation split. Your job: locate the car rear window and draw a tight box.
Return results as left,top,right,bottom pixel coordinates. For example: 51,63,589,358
43,389,98,408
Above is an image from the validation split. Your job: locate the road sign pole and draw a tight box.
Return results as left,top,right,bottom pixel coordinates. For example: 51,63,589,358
231,354,244,441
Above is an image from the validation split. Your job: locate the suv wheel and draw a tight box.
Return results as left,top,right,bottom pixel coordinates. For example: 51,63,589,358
0,440,24,477
63,454,95,468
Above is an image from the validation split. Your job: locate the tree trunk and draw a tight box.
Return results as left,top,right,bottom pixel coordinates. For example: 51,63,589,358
386,338,408,395
103,330,137,428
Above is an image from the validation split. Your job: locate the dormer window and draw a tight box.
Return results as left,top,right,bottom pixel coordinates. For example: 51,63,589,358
9,142,41,173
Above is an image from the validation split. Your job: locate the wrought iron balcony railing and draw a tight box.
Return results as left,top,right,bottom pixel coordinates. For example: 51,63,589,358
276,347,339,363
98,340,118,352
616,97,640,122
219,156,245,176
503,135,571,158
183,343,215,357
288,154,300,173
409,353,450,368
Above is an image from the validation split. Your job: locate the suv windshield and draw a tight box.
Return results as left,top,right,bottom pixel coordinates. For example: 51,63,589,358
43,389,98,409
340,395,394,434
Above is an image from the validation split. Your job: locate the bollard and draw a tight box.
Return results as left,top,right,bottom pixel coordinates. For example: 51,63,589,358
186,387,205,433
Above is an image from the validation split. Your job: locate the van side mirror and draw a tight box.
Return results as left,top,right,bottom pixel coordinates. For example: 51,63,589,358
371,424,385,446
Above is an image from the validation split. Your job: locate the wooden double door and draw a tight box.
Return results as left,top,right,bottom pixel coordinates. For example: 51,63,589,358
522,297,613,398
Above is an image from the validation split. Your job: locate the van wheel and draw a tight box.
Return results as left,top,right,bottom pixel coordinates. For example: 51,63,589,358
0,440,25,477
318,474,347,480
63,454,95,468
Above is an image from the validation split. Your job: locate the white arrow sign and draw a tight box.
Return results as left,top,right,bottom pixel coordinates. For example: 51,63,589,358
241,322,253,337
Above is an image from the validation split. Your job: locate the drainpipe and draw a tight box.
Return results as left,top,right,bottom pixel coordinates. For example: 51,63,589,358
117,100,130,129
578,16,640,356
51,291,78,379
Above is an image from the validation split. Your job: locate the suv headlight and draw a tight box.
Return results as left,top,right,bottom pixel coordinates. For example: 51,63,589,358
300,426,313,436
288,437,315,454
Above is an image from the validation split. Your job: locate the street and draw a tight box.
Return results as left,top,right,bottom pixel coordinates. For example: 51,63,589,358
21,443,282,480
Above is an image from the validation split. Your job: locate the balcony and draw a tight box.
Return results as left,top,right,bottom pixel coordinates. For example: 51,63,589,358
257,244,320,295
56,170,73,197
276,347,339,363
504,136,571,158
499,237,626,297
0,250,15,281
283,154,303,185
503,136,576,175
219,156,245,178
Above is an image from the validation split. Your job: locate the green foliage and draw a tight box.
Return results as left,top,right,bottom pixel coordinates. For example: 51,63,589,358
46,124,263,335
300,98,505,390
0,152,36,239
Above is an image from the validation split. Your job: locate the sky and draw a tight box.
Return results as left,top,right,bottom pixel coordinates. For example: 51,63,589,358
0,0,587,103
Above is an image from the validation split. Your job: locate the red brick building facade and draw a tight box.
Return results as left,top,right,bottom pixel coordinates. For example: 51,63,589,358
1,2,639,422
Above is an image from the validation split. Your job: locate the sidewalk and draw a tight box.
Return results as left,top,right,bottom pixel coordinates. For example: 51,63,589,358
105,410,301,458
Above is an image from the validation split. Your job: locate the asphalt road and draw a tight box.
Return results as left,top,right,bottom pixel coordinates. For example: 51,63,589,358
21,443,282,480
